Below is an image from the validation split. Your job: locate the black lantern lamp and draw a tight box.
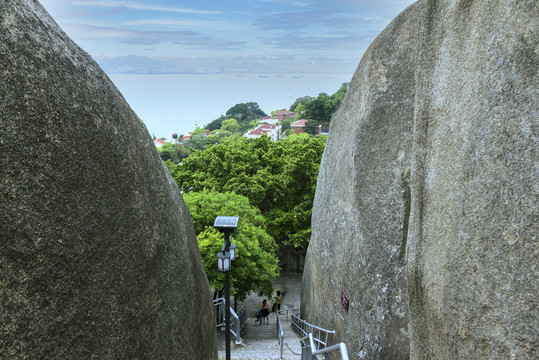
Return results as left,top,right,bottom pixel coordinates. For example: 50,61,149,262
229,243,236,261
217,251,231,272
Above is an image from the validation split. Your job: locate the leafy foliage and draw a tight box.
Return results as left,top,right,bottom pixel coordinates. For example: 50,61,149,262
168,134,325,248
290,96,314,112
293,102,306,121
157,142,190,163
221,118,240,133
205,116,226,132
183,191,279,301
304,120,319,136
281,118,292,133
204,102,267,135
290,82,349,125
226,102,267,122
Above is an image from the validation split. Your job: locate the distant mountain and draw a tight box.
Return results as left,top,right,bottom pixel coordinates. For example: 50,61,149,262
96,55,188,74
95,55,277,75
225,61,275,73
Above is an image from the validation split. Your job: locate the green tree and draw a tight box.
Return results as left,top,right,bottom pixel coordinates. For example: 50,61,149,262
263,134,325,248
183,191,279,300
281,118,292,133
290,96,314,112
304,120,319,136
221,118,240,133
333,82,349,103
184,135,205,151
157,142,190,163
157,142,175,162
289,83,349,126
293,103,306,120
203,130,235,148
182,126,210,151
248,118,260,130
168,134,325,249
226,102,267,122
304,92,335,124
174,145,191,162
205,116,226,132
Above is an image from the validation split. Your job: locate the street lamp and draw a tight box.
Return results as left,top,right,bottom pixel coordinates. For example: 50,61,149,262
213,216,239,360
229,243,236,261
217,251,231,272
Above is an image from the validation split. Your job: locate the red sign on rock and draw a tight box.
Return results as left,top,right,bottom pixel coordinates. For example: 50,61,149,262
341,290,349,312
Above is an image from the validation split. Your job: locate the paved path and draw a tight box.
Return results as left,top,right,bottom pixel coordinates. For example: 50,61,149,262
218,273,304,360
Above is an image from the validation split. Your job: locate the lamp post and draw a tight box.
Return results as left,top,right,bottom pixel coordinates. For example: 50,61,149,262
214,216,239,360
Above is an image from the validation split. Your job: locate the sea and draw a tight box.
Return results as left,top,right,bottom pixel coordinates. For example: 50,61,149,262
108,73,353,139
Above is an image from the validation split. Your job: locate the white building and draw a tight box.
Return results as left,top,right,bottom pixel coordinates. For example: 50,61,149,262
244,122,282,142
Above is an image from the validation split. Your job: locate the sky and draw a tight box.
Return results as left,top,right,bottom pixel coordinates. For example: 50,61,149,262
39,0,417,75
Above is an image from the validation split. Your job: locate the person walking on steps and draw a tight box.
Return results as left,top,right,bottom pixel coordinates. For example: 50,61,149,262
255,299,270,325
272,290,282,313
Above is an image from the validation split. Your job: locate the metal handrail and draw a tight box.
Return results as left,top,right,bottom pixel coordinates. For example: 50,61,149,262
276,308,300,360
301,333,350,360
234,303,247,344
277,312,284,359
292,312,335,350
277,307,299,322
214,298,225,327
213,298,246,345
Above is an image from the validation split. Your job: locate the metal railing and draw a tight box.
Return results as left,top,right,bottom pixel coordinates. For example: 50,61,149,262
213,298,246,345
291,312,335,350
301,333,350,360
276,308,300,359
276,309,348,360
277,307,300,322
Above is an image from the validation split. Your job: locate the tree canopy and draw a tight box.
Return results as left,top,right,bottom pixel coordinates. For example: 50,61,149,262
304,120,319,136
205,116,226,132
167,133,325,249
182,191,279,301
226,102,267,122
290,96,314,112
156,142,190,163
221,118,240,133
289,82,349,125
204,102,267,135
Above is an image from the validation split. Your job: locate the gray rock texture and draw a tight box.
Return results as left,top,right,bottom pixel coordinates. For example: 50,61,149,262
0,1,216,359
301,1,538,359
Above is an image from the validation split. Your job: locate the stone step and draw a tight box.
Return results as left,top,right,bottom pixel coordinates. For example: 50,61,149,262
217,273,304,359
218,314,303,360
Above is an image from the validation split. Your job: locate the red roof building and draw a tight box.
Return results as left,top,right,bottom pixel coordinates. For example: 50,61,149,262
274,110,296,122
291,119,321,135
244,122,282,141
153,138,167,147
181,129,211,141
291,119,308,134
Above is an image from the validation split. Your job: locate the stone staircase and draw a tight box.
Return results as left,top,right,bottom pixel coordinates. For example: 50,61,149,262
218,312,303,360
218,273,304,360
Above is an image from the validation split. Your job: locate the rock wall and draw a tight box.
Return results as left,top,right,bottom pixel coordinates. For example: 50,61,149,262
301,1,538,359
0,1,216,359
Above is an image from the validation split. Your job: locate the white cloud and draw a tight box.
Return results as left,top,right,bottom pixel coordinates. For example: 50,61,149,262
71,1,221,15
60,23,246,49
122,18,247,32
256,0,310,6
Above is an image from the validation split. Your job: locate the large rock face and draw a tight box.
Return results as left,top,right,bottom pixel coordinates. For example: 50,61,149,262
302,1,538,359
0,1,216,359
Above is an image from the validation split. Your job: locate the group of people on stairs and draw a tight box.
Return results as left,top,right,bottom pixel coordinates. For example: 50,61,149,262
254,290,282,325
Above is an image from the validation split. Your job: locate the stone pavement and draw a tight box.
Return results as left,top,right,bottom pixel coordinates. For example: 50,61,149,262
218,273,304,360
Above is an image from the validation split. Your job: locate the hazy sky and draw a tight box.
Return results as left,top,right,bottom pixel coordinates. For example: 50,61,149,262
40,0,417,74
